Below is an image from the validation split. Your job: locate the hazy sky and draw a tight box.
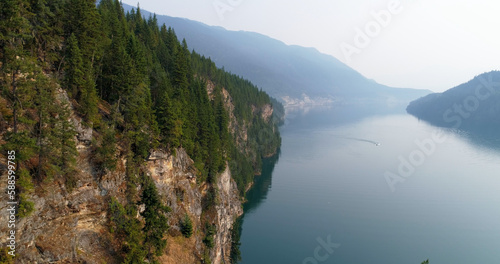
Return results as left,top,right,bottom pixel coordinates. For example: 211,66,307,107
121,0,500,92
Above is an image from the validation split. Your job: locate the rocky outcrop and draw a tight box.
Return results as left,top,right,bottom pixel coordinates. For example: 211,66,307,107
0,89,127,264
212,166,243,263
0,147,242,264
0,90,244,264
147,150,242,264
206,80,248,148
0,134,123,264
260,104,273,123
146,149,203,263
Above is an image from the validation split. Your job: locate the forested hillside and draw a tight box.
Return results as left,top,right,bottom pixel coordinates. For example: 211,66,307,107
0,0,280,263
407,71,500,130
123,5,431,105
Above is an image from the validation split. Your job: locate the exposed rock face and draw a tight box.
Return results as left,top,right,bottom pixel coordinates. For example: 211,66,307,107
0,90,127,264
55,88,93,146
147,150,242,264
205,79,247,147
146,149,203,263
0,147,242,264
0,90,244,264
0,68,282,263
212,166,243,263
260,104,273,123
206,79,276,160
0,137,123,264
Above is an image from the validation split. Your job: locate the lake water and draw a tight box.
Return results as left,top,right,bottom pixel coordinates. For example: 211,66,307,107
239,104,500,264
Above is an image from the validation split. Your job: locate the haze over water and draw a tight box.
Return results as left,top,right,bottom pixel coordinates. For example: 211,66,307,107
239,105,500,264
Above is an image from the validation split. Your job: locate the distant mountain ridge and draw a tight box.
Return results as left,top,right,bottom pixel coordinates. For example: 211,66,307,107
122,3,430,106
407,71,500,129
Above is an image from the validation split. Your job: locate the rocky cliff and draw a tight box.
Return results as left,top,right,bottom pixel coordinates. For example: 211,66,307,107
0,2,282,262
0,89,245,264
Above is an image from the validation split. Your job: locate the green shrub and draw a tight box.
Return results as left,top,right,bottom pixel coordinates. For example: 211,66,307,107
203,223,216,249
17,194,34,218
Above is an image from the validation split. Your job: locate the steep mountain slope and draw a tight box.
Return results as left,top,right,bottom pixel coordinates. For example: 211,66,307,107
0,1,280,263
407,71,500,129
121,3,431,106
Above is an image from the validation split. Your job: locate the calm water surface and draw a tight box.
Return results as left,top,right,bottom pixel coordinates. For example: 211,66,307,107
239,105,500,264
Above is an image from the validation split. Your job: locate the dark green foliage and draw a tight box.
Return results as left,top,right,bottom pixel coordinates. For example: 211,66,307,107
203,223,216,249
17,193,35,218
124,151,139,206
28,0,65,67
0,0,37,135
64,0,102,67
64,34,84,98
64,33,99,124
92,122,117,174
141,180,171,258
33,73,77,185
1,131,37,163
190,51,281,193
54,101,78,189
230,217,242,263
1,0,281,262
407,71,500,130
0,247,15,264
180,213,193,238
16,168,34,218
229,146,255,195
108,197,146,263
202,185,218,210
421,260,429,264
202,251,212,264
16,168,34,193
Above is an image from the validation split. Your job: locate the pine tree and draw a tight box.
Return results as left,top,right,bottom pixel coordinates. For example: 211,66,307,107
0,0,35,134
65,34,84,98
93,122,117,173
65,0,102,68
172,44,189,96
141,181,171,258
108,197,146,263
181,213,193,238
34,73,59,180
54,101,78,189
28,0,64,68
79,69,100,125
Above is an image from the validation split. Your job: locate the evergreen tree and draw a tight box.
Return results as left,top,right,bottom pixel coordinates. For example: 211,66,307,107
92,122,117,173
172,44,189,96
54,101,78,189
203,223,216,249
180,213,193,238
0,0,35,135
34,73,56,180
0,1,282,261
64,33,100,124
65,0,102,68
230,218,242,264
141,181,171,258
65,34,84,98
79,69,100,125
108,197,146,263
28,0,64,68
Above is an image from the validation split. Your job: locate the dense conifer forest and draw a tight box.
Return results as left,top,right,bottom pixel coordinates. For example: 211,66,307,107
0,0,281,262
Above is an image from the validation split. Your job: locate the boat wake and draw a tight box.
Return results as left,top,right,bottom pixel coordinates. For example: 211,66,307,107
336,136,380,146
